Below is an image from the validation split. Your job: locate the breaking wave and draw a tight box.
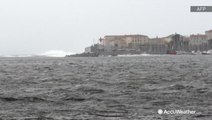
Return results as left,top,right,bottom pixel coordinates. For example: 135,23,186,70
38,50,75,57
0,50,75,57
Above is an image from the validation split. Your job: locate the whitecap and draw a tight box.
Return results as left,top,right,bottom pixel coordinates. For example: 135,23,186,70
38,50,75,57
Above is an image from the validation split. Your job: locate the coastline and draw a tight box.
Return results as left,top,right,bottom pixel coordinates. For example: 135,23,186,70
66,50,212,57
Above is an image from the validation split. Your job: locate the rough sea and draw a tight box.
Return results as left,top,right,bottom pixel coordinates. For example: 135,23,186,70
0,55,211,120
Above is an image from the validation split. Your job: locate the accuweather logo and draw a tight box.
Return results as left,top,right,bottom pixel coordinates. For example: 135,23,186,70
157,109,196,115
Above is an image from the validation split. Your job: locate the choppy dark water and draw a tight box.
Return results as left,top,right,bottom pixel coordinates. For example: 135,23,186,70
0,56,211,120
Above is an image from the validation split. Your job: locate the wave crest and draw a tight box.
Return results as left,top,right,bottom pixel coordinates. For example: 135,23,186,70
39,50,74,57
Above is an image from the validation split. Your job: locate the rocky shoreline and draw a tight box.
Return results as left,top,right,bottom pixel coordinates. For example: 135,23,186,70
67,50,212,57
66,50,148,57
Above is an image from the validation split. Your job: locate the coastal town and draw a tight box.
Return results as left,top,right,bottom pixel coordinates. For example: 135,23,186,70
69,30,212,57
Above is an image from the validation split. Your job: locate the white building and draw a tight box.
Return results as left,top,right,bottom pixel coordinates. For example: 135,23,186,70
101,35,149,48
189,34,208,45
205,30,212,40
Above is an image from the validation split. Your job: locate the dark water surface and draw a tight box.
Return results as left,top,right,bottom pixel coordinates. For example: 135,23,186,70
0,56,211,120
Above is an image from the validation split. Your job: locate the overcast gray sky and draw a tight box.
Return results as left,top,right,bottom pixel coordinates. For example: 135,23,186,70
0,0,212,55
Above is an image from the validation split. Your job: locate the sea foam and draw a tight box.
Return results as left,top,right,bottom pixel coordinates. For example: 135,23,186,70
38,50,75,57
0,50,75,57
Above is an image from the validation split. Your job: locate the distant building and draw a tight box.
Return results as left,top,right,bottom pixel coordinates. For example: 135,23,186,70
143,37,168,54
189,34,207,45
101,35,149,49
126,35,149,48
208,39,212,49
189,34,208,51
95,29,212,54
163,36,173,43
148,37,168,45
205,30,212,40
167,34,189,52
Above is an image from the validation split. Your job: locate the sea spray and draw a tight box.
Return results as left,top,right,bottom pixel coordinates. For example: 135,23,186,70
38,50,75,57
